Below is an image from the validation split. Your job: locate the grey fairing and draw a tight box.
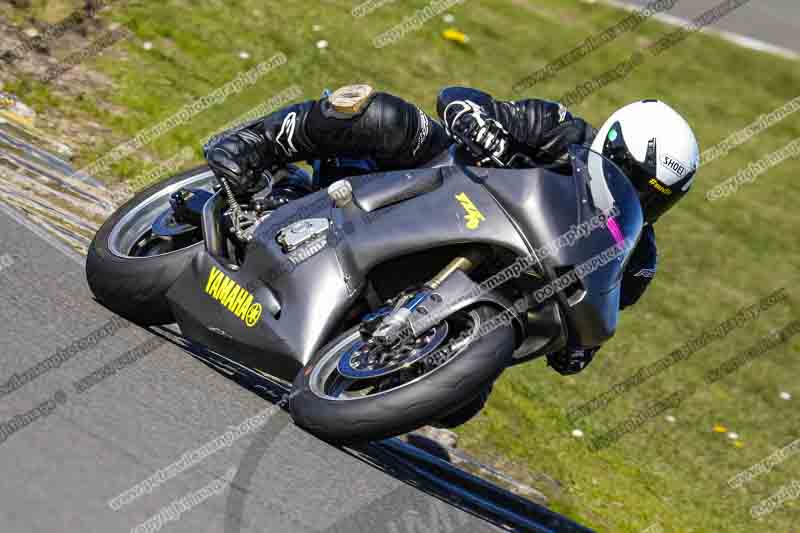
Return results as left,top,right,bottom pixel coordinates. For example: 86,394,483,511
166,154,641,380
479,162,643,347
166,166,530,381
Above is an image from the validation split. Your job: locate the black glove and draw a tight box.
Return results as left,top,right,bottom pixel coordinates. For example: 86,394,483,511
547,346,598,375
442,100,511,166
204,129,272,196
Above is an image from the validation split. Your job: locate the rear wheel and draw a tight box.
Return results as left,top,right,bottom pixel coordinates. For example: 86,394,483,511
290,305,515,444
86,167,216,325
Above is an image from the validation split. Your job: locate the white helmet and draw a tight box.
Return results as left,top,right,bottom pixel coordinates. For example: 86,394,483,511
591,100,699,223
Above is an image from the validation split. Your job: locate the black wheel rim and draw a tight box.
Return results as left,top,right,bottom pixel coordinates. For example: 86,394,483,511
107,170,215,259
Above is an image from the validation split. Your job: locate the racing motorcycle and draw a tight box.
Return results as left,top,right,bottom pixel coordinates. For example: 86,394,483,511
86,134,643,444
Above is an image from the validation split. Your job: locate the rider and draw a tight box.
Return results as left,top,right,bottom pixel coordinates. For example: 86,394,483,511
204,85,699,378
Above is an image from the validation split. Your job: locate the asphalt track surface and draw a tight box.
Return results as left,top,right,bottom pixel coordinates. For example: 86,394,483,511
0,202,517,532
625,0,799,54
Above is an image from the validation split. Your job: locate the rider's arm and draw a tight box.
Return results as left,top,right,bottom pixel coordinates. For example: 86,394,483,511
436,86,595,168
204,88,450,195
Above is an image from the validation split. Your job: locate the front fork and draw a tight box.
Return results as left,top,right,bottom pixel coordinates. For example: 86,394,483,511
366,250,486,345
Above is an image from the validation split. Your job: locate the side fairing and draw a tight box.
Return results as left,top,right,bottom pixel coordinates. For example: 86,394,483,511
167,167,529,380
480,161,643,347
167,159,639,377
166,245,354,382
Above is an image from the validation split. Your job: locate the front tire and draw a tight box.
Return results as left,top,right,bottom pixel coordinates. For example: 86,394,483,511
432,381,494,429
289,305,515,444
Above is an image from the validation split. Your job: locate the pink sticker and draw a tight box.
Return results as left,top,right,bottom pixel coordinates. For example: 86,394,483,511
606,217,624,246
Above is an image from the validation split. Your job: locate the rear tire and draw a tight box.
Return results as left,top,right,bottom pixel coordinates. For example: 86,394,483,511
289,305,515,444
86,167,214,325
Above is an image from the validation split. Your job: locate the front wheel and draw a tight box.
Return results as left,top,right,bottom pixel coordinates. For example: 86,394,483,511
289,305,515,444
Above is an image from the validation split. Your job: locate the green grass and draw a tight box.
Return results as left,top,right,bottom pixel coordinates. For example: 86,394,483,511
4,0,800,530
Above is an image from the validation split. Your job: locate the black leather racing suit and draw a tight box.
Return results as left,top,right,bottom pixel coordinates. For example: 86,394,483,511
203,87,658,375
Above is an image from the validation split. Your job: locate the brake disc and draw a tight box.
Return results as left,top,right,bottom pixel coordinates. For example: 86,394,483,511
337,322,449,380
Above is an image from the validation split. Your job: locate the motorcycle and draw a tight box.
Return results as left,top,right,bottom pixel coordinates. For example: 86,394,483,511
86,136,643,444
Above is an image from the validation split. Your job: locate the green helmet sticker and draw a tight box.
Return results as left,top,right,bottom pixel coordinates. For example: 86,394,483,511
608,129,618,142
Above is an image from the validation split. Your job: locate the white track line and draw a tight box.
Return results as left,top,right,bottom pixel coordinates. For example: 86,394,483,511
604,0,799,60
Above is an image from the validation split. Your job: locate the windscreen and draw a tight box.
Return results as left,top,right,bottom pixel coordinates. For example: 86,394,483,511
571,144,644,271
